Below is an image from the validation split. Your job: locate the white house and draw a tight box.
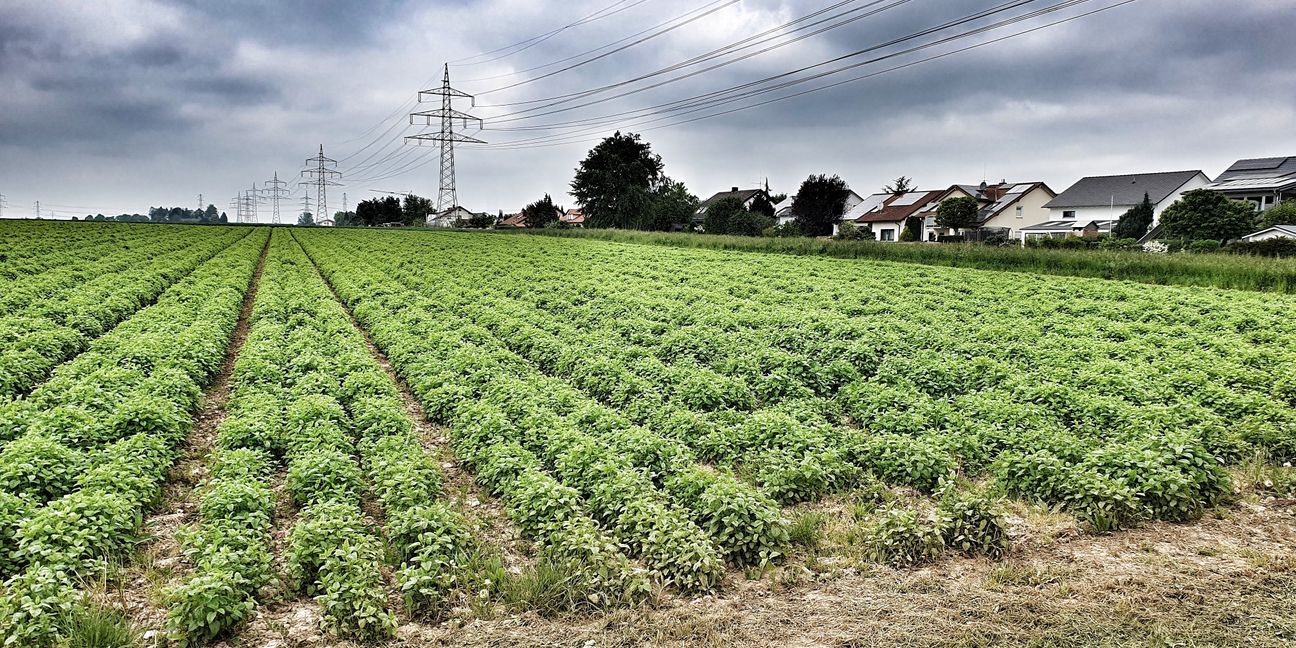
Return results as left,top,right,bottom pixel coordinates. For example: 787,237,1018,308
1240,225,1296,242
921,181,1056,241
1043,170,1210,227
839,190,944,241
1205,156,1296,211
427,206,475,228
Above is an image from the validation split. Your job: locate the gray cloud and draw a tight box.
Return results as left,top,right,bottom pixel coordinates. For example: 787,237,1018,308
0,0,1294,219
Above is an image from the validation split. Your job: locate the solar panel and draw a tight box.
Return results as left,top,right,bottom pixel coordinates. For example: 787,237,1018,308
889,192,926,206
1230,157,1288,171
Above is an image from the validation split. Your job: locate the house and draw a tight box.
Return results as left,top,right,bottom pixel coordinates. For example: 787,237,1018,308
560,209,585,227
1240,225,1296,242
693,187,773,228
840,190,944,241
921,181,1057,241
1205,156,1296,211
316,217,335,227
499,212,526,228
1043,170,1211,226
427,206,476,228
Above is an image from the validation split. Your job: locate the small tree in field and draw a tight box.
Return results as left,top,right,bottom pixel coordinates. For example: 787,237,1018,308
297,211,314,226
1160,189,1257,241
791,174,852,237
935,196,979,233
1112,192,1155,239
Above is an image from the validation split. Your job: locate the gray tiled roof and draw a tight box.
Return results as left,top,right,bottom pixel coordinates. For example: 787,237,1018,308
1044,170,1204,209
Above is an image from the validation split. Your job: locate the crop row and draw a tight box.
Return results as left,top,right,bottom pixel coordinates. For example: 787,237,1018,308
0,230,268,646
169,230,479,644
297,231,790,575
0,225,251,400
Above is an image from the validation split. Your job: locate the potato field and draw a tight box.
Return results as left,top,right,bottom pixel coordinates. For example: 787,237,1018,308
1,221,1293,647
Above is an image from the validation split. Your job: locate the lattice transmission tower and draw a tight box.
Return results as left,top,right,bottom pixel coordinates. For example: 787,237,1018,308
407,64,485,213
301,146,341,222
264,172,290,225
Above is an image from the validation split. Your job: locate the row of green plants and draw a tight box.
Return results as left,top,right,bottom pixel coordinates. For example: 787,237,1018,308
0,225,249,400
0,230,268,646
167,230,492,644
0,221,210,287
296,231,792,581
515,227,1296,293
301,231,1287,530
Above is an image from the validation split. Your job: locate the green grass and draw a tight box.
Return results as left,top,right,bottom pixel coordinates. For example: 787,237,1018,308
508,228,1296,293
62,605,140,648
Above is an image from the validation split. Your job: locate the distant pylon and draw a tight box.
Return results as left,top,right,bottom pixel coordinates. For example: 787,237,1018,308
301,146,340,223
197,193,203,215
300,194,313,224
407,64,485,213
264,172,289,225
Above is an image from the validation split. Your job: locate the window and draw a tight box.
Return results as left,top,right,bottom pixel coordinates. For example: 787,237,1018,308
1063,210,1076,219
1015,206,1023,219
880,229,895,241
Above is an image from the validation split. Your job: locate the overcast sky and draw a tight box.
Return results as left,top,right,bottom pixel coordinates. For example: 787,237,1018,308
1,0,1294,220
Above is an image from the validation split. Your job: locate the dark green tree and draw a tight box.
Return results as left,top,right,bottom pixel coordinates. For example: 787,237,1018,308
748,193,776,219
571,132,665,229
1112,192,1155,239
203,204,219,222
703,197,748,234
791,174,852,237
401,194,435,226
356,196,402,226
884,176,914,194
521,194,561,228
219,212,228,223
297,211,314,226
1159,189,1258,241
464,212,495,228
646,178,698,231
935,196,980,232
900,216,923,242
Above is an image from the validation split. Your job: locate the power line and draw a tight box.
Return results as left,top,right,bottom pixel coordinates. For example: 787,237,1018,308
470,0,1133,151
449,0,652,66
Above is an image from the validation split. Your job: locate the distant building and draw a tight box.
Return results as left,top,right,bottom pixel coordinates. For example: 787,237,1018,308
560,209,585,227
1240,224,1296,242
1043,170,1210,225
922,181,1057,241
499,212,526,228
693,186,772,228
316,217,335,227
841,190,943,241
1205,156,1296,211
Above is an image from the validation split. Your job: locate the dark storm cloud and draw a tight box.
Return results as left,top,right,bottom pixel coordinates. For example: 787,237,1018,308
0,0,1293,218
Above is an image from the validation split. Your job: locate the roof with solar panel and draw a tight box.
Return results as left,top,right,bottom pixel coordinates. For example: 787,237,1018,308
1207,156,1296,192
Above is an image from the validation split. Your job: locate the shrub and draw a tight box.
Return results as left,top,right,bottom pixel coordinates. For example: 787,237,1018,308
0,566,80,647
17,490,138,574
848,434,955,493
285,449,364,506
0,492,32,575
315,539,397,641
937,488,1009,559
665,467,788,565
0,435,84,502
164,570,256,646
866,506,944,567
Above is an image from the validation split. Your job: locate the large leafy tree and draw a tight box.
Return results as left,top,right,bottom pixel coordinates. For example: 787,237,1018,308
646,178,698,231
935,196,979,232
521,194,561,228
1160,189,1258,241
702,197,748,234
297,211,314,226
1112,192,1155,239
571,132,665,229
401,194,435,226
356,196,402,226
791,174,852,237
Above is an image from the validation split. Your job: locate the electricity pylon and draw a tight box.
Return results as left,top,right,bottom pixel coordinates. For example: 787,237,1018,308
407,64,485,213
300,194,313,224
301,146,340,223
264,172,289,225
